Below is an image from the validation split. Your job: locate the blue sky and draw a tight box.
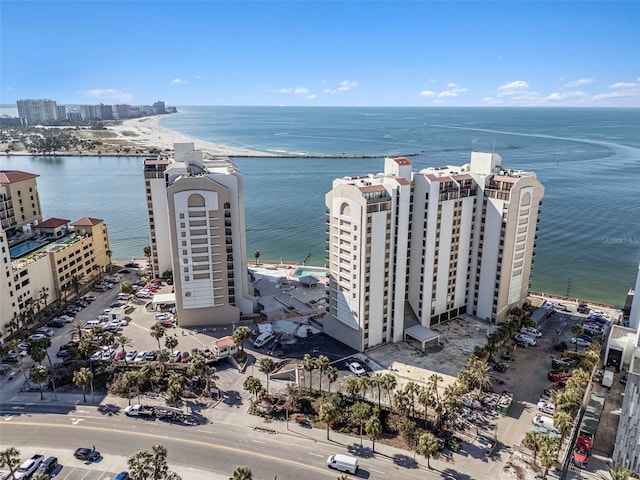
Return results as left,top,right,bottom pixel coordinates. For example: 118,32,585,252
1,1,639,107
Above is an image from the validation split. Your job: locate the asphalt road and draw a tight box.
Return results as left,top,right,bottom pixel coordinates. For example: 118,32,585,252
0,409,442,480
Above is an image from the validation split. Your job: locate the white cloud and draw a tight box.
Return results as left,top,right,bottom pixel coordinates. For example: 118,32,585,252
279,87,310,95
564,78,594,88
324,88,336,95
437,90,459,98
337,80,359,91
305,94,317,99
83,88,134,102
436,86,468,99
419,90,436,97
171,78,186,85
497,80,529,92
609,81,639,89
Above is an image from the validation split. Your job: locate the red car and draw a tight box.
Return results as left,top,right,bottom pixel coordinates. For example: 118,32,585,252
180,352,190,363
146,286,159,292
548,369,573,382
114,350,126,361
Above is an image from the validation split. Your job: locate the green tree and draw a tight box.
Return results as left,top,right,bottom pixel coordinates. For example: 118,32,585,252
31,474,49,480
319,402,339,440
73,367,94,403
326,366,338,393
245,376,262,399
0,447,21,480
350,401,372,446
29,364,49,400
232,466,253,480
165,336,179,364
149,444,169,480
571,324,584,352
143,246,152,269
258,357,276,394
120,281,134,294
380,373,397,410
417,432,440,469
538,436,559,479
316,355,330,394
467,357,493,396
128,450,152,480
150,323,166,351
370,372,385,408
118,334,133,366
597,463,633,480
365,415,383,452
345,377,360,402
553,411,574,445
522,430,541,466
302,354,317,393
122,370,140,406
232,326,252,352
27,339,48,365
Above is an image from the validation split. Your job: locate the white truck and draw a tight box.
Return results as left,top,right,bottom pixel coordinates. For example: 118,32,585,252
124,404,155,417
601,370,614,388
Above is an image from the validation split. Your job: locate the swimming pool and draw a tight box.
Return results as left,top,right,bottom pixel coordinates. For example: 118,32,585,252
293,267,329,278
9,240,46,258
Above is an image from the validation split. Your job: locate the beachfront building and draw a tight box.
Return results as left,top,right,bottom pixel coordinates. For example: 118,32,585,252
16,99,58,125
612,261,640,476
145,143,255,327
0,170,43,240
325,152,544,351
0,216,111,340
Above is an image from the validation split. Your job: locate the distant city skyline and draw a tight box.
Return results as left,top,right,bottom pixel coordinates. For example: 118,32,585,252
1,1,638,107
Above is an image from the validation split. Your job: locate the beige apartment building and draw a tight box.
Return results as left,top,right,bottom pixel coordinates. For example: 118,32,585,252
0,170,43,240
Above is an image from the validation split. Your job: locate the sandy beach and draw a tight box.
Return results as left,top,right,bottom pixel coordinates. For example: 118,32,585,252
107,115,274,158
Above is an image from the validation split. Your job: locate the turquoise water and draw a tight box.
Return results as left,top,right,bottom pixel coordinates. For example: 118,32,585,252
293,267,329,278
1,107,639,305
9,240,45,258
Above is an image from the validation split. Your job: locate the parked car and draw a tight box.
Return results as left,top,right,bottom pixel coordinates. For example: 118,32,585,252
47,318,66,328
38,456,59,475
514,333,536,346
180,352,191,363
346,360,367,376
548,369,574,382
202,347,212,358
144,350,157,361
36,328,55,337
125,350,138,362
134,351,147,362
537,401,556,415
15,454,44,479
553,341,568,352
114,350,126,361
114,472,130,480
29,333,47,342
571,337,592,348
74,448,100,462
520,326,542,338
552,357,580,369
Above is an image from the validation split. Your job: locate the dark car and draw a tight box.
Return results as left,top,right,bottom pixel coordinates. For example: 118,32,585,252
38,456,59,474
47,318,66,328
553,341,568,352
2,353,19,364
74,448,100,462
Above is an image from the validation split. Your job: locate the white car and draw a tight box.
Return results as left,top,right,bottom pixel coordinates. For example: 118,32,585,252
125,350,138,362
571,337,592,347
346,360,366,377
135,290,150,298
134,351,147,362
514,333,537,346
28,333,47,342
537,401,555,415
36,328,55,337
520,326,542,338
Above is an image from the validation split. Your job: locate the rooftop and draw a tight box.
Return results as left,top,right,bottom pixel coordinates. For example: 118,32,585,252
0,170,39,184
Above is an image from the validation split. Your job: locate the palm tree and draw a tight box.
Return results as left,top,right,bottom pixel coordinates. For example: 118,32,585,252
467,357,493,396
404,381,420,417
302,354,317,393
232,326,252,352
417,432,440,469
258,357,276,394
380,372,397,410
70,274,83,299
417,385,434,426
128,449,152,480
522,430,541,466
71,320,85,341
597,463,633,480
319,402,339,440
149,444,169,480
553,411,575,445
370,372,385,408
27,339,48,365
365,415,383,452
253,250,260,266
73,367,94,403
0,447,21,480
245,376,262,399
31,473,49,480
165,336,179,365
122,370,140,406
29,365,49,400
150,323,166,351
538,436,559,479
316,355,330,394
8,339,30,384
118,334,133,366
345,377,360,402
326,366,338,393
143,246,152,271
350,401,371,446
232,466,253,480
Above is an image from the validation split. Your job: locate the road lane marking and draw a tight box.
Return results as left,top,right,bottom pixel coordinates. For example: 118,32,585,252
250,439,266,444
308,452,323,457
71,418,85,425
4,421,336,477
371,468,386,474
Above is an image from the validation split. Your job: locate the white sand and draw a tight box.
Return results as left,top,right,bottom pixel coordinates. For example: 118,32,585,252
107,115,274,158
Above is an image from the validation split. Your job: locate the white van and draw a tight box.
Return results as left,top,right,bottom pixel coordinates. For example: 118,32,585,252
117,293,131,301
253,331,274,348
520,326,542,338
514,333,537,346
532,414,559,434
326,454,358,474
85,319,102,328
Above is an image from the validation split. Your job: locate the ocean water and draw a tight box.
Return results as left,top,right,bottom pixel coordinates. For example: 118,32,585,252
1,107,639,306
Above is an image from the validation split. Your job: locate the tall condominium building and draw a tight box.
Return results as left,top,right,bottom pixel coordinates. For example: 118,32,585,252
144,143,255,327
0,170,43,239
613,262,640,475
16,99,58,125
325,152,543,352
